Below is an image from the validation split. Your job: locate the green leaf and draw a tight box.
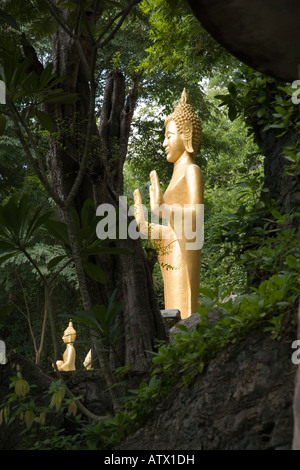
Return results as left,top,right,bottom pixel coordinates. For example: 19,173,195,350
69,315,97,327
10,55,33,92
44,219,70,246
43,91,79,104
256,108,266,118
228,105,237,121
47,255,67,271
2,197,20,236
24,211,52,244
199,286,216,299
283,154,297,163
83,261,106,284
80,240,104,256
174,323,189,333
0,240,17,251
285,255,298,268
92,304,107,323
274,106,285,114
270,208,282,220
80,199,96,228
36,110,54,133
70,206,81,233
0,252,17,265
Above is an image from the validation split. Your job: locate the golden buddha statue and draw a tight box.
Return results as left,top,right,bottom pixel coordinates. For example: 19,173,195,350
55,320,76,371
83,349,92,370
133,89,204,319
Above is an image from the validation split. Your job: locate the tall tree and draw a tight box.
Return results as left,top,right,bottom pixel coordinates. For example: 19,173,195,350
0,0,167,377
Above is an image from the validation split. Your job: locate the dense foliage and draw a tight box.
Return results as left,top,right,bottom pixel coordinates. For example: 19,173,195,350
0,0,299,450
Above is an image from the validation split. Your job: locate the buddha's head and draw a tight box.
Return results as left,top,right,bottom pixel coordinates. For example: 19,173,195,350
164,88,202,162
63,320,76,344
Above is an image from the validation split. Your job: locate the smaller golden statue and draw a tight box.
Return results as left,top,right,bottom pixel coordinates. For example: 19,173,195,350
83,349,92,370
55,320,76,371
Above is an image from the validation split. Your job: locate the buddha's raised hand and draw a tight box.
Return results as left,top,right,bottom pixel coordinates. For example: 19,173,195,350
149,170,164,213
133,188,147,230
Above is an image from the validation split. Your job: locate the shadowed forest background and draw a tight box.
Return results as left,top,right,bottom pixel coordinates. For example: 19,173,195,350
0,0,299,450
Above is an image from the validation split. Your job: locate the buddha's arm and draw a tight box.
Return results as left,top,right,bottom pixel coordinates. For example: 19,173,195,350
133,189,150,236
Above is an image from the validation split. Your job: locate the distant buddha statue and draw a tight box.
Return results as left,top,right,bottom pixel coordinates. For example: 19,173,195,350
55,321,76,371
134,89,204,319
83,349,92,370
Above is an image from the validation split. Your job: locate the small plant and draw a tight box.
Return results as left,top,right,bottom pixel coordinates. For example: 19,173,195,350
66,288,126,364
0,374,85,449
0,373,35,427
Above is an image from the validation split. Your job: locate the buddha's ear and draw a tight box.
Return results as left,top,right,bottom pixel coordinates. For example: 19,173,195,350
182,122,194,153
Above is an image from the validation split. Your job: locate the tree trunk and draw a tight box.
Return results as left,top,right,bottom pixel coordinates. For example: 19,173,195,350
46,14,167,371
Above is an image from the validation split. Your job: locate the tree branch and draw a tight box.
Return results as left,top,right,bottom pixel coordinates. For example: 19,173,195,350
31,356,111,422
43,0,92,82
36,285,50,365
48,257,73,286
7,100,63,208
96,0,142,49
79,0,97,46
15,271,38,358
43,0,75,37
64,51,97,208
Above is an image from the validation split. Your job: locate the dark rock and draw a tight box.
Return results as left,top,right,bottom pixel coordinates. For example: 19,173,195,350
1,322,297,450
169,310,218,335
117,327,297,450
169,312,201,334
161,309,181,330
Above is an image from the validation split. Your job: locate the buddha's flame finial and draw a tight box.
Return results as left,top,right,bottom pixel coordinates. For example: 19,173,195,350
180,88,188,105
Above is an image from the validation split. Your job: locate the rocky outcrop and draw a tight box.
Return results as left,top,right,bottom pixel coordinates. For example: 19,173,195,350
0,318,297,450
117,326,297,450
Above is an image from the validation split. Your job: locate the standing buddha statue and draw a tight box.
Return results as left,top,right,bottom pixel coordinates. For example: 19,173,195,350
133,89,204,319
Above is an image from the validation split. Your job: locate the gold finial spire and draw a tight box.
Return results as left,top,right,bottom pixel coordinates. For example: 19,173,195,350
180,88,188,105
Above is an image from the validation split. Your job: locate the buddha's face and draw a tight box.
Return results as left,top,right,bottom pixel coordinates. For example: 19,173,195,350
63,332,75,344
163,120,185,163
